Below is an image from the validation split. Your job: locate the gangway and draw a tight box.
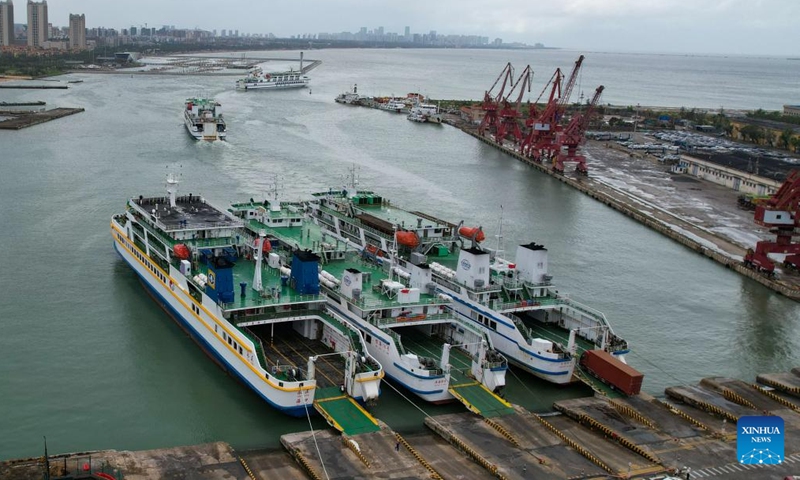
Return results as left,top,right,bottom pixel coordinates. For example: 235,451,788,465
448,381,514,418
313,386,381,435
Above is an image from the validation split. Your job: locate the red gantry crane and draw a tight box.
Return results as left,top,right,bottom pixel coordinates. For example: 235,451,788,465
494,65,533,146
520,68,563,157
520,55,584,162
478,62,515,138
743,170,800,274
553,85,604,175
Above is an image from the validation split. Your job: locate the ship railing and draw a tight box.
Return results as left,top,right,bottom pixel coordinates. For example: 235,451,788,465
232,306,325,325
385,329,407,355
320,206,394,240
558,297,610,326
491,296,562,311
506,313,535,346
371,312,455,327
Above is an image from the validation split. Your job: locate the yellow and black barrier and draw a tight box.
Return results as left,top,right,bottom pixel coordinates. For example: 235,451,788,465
531,414,614,474
655,399,710,433
394,433,444,480
579,414,660,464
447,432,507,479
484,418,522,449
722,388,758,410
610,399,656,429
293,450,323,480
237,456,257,480
752,384,800,412
342,437,371,468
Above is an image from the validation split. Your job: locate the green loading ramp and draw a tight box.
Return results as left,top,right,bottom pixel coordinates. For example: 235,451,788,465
448,381,515,418
313,387,381,436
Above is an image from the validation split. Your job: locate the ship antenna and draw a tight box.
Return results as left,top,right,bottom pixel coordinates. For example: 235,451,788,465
495,205,505,260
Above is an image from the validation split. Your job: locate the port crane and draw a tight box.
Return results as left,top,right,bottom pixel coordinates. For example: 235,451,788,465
478,62,515,138
553,85,604,175
743,170,800,274
520,55,584,162
494,65,533,146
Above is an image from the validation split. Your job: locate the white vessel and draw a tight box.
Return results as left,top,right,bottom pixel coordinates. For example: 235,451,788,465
236,53,310,91
229,189,509,406
112,175,383,419
184,98,226,141
407,103,443,124
304,179,629,386
335,84,363,105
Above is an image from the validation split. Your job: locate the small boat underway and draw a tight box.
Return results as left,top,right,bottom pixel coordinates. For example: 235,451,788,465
184,98,226,141
236,53,310,91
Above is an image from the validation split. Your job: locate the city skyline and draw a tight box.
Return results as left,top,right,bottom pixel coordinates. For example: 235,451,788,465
34,0,800,56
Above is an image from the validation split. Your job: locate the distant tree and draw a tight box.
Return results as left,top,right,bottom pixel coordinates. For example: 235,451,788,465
791,137,800,153
740,125,764,144
779,128,794,150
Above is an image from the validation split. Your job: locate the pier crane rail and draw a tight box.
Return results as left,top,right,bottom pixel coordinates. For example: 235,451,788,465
743,169,800,274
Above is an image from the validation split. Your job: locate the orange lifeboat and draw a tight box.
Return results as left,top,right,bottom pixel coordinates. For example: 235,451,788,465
458,226,485,243
173,244,191,260
257,238,271,253
396,231,420,248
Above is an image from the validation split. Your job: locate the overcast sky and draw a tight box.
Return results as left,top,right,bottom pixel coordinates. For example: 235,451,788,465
43,0,799,56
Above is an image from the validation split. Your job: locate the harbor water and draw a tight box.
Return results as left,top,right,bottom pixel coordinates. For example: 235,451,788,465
1,48,799,460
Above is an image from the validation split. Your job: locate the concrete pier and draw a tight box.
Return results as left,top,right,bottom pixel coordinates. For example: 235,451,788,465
6,370,800,479
455,124,800,301
0,108,85,130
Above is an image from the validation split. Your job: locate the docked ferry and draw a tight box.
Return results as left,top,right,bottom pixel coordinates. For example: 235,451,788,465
304,177,629,385
111,174,383,417
184,98,226,141
228,192,508,404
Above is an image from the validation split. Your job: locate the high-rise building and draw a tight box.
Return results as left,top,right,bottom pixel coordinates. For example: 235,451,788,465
26,0,47,47
404,26,410,38
130,26,137,36
68,13,84,49
0,0,13,46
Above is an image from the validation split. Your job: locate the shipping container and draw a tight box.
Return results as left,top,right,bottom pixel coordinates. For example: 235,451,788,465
580,349,644,396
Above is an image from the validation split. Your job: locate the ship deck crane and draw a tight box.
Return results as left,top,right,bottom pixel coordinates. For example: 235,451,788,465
520,55,584,162
743,170,800,274
478,63,515,138
553,85,604,175
494,65,533,146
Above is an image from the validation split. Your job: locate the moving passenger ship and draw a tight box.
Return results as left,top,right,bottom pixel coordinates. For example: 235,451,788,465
184,98,226,141
111,174,383,417
236,53,310,91
304,175,629,386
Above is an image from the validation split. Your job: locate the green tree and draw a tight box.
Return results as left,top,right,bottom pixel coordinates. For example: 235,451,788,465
791,137,800,153
740,125,764,144
779,128,794,150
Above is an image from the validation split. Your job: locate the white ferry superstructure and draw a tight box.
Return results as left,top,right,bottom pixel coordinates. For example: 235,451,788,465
111,175,383,417
304,184,629,386
228,193,508,405
236,53,310,91
184,98,226,141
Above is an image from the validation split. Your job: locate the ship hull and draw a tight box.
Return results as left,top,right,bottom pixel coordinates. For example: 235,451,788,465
183,113,226,141
112,226,314,416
